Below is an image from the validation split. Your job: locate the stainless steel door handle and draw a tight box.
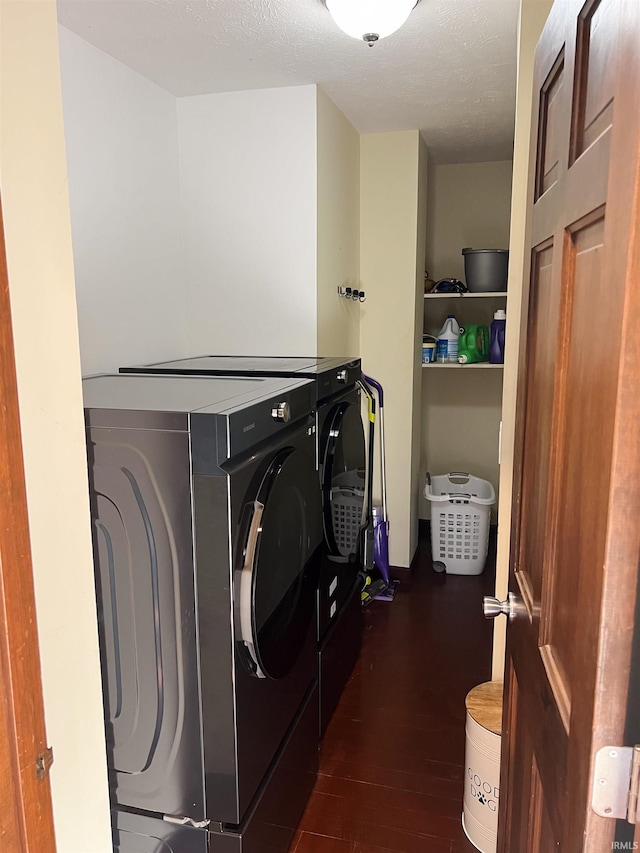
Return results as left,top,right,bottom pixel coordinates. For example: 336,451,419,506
240,500,266,678
483,592,524,620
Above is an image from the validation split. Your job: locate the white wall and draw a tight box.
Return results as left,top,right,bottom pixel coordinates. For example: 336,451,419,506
421,369,504,511
360,131,426,568
426,160,514,283
420,161,513,522
178,86,318,356
58,26,188,375
0,3,112,850
316,89,360,357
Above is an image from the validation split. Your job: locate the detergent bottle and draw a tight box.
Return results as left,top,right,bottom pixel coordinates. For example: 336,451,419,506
489,309,507,364
436,315,460,363
458,324,490,364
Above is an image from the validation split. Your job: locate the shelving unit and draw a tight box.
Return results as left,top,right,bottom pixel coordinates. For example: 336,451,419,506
424,291,507,299
423,289,507,354
422,288,507,523
423,362,503,369
420,161,513,531
423,292,507,368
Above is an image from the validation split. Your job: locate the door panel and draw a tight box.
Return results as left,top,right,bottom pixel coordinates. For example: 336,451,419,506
529,757,554,853
544,210,607,698
536,51,565,199
570,0,616,160
535,781,558,853
499,0,640,849
516,239,557,611
501,667,532,852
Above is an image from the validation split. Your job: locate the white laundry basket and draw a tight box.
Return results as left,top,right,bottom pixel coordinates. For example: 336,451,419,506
424,473,495,575
330,471,365,557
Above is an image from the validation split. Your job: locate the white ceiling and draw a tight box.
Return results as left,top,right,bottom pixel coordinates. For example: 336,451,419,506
57,0,520,164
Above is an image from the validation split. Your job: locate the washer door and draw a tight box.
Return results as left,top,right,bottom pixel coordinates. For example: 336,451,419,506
321,400,366,560
239,447,321,679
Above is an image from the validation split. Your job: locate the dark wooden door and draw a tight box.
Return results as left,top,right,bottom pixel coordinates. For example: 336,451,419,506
499,0,640,849
0,198,56,851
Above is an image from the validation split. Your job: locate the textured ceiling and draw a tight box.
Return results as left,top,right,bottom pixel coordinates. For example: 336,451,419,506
57,0,519,164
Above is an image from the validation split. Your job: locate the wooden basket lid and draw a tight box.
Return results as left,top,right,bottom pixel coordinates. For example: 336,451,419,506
465,681,503,735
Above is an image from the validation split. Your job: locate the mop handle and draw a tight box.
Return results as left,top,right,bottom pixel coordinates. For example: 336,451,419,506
358,378,375,422
362,374,383,407
379,404,387,522
361,374,387,523
357,378,376,523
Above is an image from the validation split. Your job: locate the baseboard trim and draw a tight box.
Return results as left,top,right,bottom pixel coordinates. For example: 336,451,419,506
390,565,412,581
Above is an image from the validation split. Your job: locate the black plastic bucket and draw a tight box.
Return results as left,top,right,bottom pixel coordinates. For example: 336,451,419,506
462,249,509,292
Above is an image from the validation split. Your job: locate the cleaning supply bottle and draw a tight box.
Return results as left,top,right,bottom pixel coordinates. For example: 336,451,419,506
458,324,490,364
422,334,437,364
436,315,460,363
489,309,506,364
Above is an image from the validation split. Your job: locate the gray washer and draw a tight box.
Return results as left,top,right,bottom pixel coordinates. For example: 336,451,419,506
84,373,321,843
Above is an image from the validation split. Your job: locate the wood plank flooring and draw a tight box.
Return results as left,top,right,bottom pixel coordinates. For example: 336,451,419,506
292,529,497,853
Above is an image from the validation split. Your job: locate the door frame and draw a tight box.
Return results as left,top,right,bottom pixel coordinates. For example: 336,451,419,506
492,0,554,679
0,196,56,852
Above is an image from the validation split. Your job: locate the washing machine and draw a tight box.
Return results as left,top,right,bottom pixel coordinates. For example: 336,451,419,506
120,356,365,735
83,373,322,852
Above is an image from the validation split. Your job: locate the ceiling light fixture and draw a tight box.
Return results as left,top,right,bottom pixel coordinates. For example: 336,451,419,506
324,0,420,47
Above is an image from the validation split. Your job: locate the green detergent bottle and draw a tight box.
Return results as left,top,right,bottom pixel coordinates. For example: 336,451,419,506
458,324,490,364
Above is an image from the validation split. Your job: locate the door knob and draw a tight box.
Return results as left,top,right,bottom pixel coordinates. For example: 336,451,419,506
483,592,523,620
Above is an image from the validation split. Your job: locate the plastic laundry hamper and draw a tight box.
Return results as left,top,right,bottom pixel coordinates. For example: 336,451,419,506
424,473,496,575
330,471,365,558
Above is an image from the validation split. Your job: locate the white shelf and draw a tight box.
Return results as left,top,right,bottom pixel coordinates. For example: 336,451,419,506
422,362,504,369
424,291,507,299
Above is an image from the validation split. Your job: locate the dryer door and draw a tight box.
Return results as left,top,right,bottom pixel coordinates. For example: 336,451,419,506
321,400,366,560
239,447,321,679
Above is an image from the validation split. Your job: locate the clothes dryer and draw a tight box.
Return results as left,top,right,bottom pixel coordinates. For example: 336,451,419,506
120,356,365,735
84,373,321,852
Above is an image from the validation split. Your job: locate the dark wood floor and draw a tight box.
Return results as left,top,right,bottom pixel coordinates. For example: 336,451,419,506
291,528,497,853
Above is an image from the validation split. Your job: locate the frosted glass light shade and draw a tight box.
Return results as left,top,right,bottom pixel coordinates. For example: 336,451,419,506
325,0,418,43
